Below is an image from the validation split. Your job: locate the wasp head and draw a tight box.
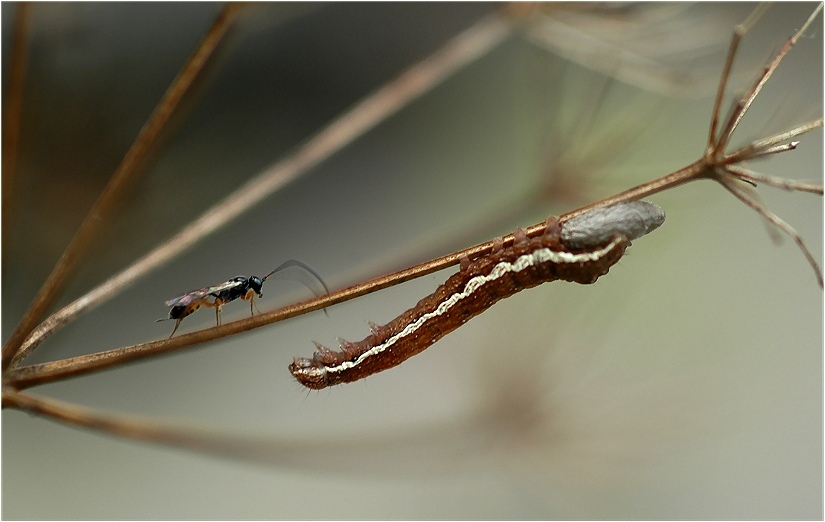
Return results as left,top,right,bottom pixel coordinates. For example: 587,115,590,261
249,276,265,297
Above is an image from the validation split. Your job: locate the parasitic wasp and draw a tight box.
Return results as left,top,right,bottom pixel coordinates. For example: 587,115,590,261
158,259,329,338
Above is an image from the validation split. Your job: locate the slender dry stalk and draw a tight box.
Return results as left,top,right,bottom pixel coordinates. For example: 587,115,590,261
1,3,30,266
520,3,739,96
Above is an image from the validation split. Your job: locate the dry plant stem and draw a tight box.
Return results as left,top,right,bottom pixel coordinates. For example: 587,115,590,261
1,4,241,370
3,388,222,450
726,164,823,194
707,3,768,150
751,118,824,150
522,4,733,97
7,14,513,370
723,118,824,164
3,388,366,464
718,178,823,287
716,4,822,154
2,3,30,267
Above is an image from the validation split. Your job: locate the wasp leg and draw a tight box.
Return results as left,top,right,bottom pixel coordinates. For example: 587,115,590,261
213,299,224,326
168,318,182,339
242,288,260,316
250,296,262,316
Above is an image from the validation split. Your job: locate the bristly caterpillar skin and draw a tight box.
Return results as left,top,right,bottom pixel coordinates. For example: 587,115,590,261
290,201,664,390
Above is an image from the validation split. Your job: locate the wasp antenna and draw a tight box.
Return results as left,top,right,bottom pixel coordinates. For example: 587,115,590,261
155,317,170,323
263,259,330,294
262,259,331,316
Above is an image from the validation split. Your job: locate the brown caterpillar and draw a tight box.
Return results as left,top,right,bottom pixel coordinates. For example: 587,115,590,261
290,201,664,390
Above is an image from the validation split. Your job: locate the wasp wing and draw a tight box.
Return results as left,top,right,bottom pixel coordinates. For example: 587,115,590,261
164,288,210,307
164,279,244,307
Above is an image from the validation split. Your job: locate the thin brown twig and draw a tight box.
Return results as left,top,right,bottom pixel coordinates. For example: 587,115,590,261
707,3,769,151
722,117,824,164
2,4,242,370
725,164,824,194
2,389,311,463
743,141,800,160
718,176,823,287
724,173,788,245
2,388,467,471
522,3,738,97
716,3,823,154
1,3,30,269
6,14,513,370
749,117,825,150
2,388,232,450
